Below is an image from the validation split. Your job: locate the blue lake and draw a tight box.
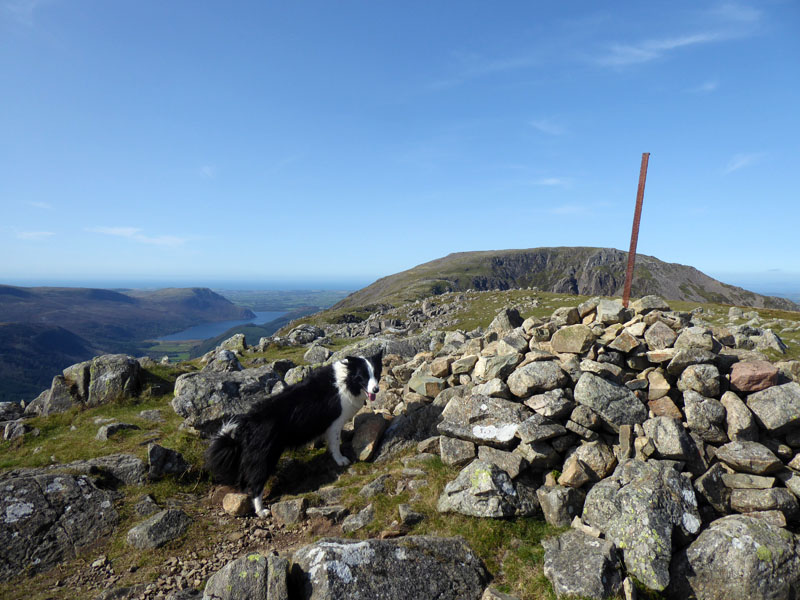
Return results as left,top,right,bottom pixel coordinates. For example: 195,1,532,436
157,311,286,341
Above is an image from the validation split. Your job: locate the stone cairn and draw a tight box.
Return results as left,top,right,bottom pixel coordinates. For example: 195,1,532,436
359,295,800,599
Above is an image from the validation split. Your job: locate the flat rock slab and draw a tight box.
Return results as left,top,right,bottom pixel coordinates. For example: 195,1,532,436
290,537,490,600
203,553,288,600
542,529,623,600
715,441,782,475
438,394,532,448
126,509,191,549
669,515,800,600
747,382,800,435
582,459,701,592
0,472,119,581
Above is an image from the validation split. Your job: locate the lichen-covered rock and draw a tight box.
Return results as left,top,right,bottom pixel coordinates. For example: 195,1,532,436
669,515,800,600
573,373,647,431
0,472,119,581
437,460,538,518
550,324,596,354
720,391,758,442
715,441,782,475
87,354,142,407
203,553,288,600
304,344,332,364
507,361,571,398
542,529,623,599
126,509,191,549
747,382,800,435
171,365,282,436
473,353,523,383
582,459,701,592
683,391,728,444
537,485,586,527
438,394,532,448
290,537,490,600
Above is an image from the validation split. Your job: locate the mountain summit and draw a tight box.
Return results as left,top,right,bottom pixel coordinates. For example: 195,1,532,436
334,247,797,311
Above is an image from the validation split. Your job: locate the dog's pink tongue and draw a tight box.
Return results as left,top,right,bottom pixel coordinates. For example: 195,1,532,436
367,392,376,402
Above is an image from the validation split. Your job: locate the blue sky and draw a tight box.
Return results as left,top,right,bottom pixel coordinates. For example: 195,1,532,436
1,1,798,292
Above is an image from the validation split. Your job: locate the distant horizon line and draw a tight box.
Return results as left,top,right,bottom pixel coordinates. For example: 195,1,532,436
0,277,373,291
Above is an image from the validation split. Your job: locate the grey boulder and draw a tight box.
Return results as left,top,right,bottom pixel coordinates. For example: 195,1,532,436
203,553,288,600
126,509,191,549
669,515,800,600
437,460,539,518
573,373,647,431
290,536,489,600
582,459,701,592
171,365,282,436
0,472,119,581
542,529,623,599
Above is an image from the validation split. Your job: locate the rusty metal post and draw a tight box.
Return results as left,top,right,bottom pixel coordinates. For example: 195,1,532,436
622,152,650,308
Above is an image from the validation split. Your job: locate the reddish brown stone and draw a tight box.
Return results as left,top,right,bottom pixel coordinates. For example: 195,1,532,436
730,360,779,393
648,396,683,420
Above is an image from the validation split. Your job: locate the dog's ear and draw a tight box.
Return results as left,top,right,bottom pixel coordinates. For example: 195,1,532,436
372,349,384,366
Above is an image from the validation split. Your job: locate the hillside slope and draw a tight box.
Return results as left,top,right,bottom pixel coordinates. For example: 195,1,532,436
333,247,798,311
0,323,96,402
0,286,255,344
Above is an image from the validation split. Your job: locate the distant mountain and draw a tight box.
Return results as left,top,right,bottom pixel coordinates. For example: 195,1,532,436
333,247,799,312
0,285,255,402
0,286,255,346
0,323,96,403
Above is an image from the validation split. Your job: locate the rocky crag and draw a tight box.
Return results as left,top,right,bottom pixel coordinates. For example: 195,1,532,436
332,247,799,312
2,291,800,599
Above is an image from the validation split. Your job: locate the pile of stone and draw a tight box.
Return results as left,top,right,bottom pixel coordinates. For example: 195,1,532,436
371,295,800,598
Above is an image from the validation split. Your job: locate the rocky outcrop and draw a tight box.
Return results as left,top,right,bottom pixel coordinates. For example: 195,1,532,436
171,365,283,435
0,472,119,580
27,354,143,416
332,247,799,311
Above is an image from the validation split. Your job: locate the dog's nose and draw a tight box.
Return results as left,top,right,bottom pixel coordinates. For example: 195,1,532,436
370,385,380,394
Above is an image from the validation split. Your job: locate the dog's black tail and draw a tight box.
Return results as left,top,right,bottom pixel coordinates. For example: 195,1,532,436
205,421,241,486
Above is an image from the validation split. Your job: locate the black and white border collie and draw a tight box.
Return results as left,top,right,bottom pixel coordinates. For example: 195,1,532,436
205,352,382,517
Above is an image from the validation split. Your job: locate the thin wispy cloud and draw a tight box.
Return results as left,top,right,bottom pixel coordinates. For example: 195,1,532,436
17,231,54,240
595,3,761,69
688,80,719,94
431,51,541,90
709,2,762,24
530,118,566,136
199,165,217,179
723,152,764,174
533,177,570,187
2,0,51,25
88,226,187,247
595,33,720,67
26,200,53,209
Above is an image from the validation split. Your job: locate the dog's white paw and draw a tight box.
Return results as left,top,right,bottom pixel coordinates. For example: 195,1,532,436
256,508,270,518
333,455,351,467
